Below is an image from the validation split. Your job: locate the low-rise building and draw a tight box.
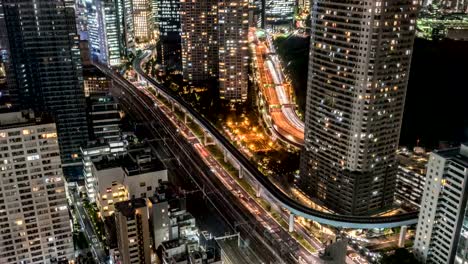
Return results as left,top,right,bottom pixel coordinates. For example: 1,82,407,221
94,144,168,217
395,148,429,210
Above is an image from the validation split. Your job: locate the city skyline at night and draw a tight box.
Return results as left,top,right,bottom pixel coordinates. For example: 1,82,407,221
0,0,466,263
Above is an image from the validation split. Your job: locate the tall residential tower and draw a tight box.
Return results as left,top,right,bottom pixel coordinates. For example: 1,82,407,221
1,0,89,176
180,0,249,102
300,0,419,215
0,111,73,263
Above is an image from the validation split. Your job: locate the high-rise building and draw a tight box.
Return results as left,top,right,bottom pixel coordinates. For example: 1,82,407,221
180,0,249,102
414,144,468,264
0,110,73,263
156,0,180,36
264,0,295,29
180,0,218,83
1,0,89,175
218,0,249,102
115,198,152,264
131,0,154,43
155,0,181,67
0,0,14,110
300,0,419,215
298,0,311,11
422,0,468,13
87,0,124,66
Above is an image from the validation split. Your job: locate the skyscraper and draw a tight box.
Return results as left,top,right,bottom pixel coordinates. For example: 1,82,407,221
87,0,124,66
414,144,468,264
180,0,249,102
1,0,89,176
264,0,295,29
218,0,249,102
180,0,218,83
0,110,74,263
300,0,419,215
130,0,154,43
155,0,181,67
156,0,180,36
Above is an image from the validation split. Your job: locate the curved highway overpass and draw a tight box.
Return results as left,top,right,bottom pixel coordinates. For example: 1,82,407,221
130,51,418,229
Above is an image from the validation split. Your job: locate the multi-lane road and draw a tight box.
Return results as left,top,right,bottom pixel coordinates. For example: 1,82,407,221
70,188,107,263
252,29,305,146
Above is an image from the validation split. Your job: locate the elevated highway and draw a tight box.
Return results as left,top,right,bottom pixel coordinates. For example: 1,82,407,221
98,51,419,229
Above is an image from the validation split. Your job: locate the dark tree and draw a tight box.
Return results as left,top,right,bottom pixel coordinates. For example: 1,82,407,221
381,248,420,264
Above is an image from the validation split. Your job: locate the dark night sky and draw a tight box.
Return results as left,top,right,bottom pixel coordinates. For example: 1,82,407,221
400,38,468,149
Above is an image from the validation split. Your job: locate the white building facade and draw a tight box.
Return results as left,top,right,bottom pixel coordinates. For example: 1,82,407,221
0,111,73,263
414,144,468,264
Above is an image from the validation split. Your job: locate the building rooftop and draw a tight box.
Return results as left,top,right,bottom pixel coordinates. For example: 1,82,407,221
83,65,107,78
0,110,53,129
434,143,468,167
93,143,165,174
397,148,429,174
114,198,147,217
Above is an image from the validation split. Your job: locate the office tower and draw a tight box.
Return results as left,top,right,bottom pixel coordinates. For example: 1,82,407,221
115,198,152,264
87,94,121,143
414,144,468,264
0,1,14,110
1,0,89,175
300,0,418,215
264,0,295,29
87,0,124,66
131,0,154,43
156,0,180,36
156,0,181,67
181,0,249,102
429,0,468,12
0,110,73,263
180,0,218,83
394,148,428,210
298,0,311,11
218,0,249,102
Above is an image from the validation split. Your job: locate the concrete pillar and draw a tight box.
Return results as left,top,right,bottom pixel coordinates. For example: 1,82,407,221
238,167,243,179
289,213,294,233
223,149,228,163
184,112,188,124
398,226,408,248
256,183,262,198
171,101,175,111
203,132,208,146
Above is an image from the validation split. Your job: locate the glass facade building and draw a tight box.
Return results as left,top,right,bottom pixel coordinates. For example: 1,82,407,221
1,0,89,176
87,0,124,66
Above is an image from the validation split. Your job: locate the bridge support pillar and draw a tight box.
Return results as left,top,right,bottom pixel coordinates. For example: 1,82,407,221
256,183,262,198
238,167,243,179
223,149,228,163
398,225,408,248
171,101,175,112
289,213,294,233
184,112,189,124
203,132,215,146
